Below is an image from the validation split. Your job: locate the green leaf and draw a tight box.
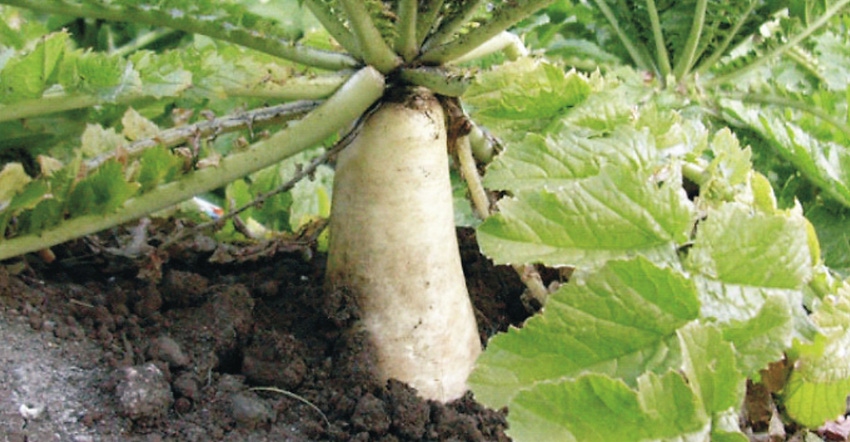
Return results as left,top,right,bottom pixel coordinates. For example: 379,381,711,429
721,295,795,377
478,162,693,268
687,202,815,375
558,70,651,132
67,160,139,217
699,128,753,203
464,57,591,140
687,203,813,290
507,372,709,442
129,50,193,99
136,146,184,193
784,282,850,428
483,125,656,193
678,323,746,415
0,31,66,102
0,162,31,209
80,123,127,159
469,257,699,408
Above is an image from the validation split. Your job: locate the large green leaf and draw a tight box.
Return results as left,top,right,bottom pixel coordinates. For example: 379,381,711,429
463,57,591,141
469,257,699,408
506,372,709,442
483,125,656,193
502,324,747,442
687,203,813,290
478,161,693,268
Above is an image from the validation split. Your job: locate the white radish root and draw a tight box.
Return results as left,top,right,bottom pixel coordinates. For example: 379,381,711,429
326,88,481,402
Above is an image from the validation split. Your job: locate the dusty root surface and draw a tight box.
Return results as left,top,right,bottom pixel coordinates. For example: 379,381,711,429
0,224,529,441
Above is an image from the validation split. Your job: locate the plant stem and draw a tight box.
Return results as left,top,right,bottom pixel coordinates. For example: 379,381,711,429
455,135,490,220
420,0,483,53
87,101,322,170
645,0,671,79
398,66,471,97
693,1,757,75
416,0,446,46
0,95,101,123
785,46,828,85
587,0,653,71
112,28,177,57
0,0,358,70
703,0,850,88
221,71,351,100
339,0,401,73
0,72,348,123
301,0,362,59
418,0,556,64
672,0,707,80
0,67,385,261
455,133,550,308
396,0,419,61
449,31,528,64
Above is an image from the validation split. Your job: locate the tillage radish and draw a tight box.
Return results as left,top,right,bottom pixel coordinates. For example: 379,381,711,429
326,87,481,402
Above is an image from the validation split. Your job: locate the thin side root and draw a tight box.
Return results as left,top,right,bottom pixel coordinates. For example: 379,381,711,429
249,386,330,428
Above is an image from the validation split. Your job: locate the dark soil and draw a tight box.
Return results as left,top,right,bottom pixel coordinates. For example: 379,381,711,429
0,222,530,441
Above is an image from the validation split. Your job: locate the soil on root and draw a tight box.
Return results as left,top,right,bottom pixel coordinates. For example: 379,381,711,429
0,224,529,441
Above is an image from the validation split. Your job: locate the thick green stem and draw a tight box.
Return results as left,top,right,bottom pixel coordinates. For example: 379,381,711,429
693,1,757,75
112,28,177,57
416,0,446,46
396,0,419,61
589,0,653,71
339,0,402,73
672,0,707,79
418,0,556,64
221,71,351,100
0,0,358,70
703,0,850,88
302,0,362,59
449,31,528,64
0,67,385,261
0,95,101,123
0,73,348,123
645,0,671,79
420,0,483,53
398,67,471,97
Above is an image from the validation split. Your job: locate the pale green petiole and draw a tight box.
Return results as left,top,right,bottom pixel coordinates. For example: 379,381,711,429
339,0,402,73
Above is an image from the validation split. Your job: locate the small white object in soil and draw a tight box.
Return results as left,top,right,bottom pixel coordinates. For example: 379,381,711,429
19,402,45,419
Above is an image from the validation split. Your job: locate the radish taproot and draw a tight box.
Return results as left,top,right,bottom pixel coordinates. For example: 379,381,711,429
326,87,481,402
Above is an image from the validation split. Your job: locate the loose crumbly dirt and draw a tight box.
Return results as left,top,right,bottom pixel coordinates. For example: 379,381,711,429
0,222,529,441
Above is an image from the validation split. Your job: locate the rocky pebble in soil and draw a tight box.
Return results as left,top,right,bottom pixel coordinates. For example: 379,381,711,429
113,363,174,425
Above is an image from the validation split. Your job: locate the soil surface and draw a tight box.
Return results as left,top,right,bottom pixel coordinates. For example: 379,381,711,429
0,222,530,442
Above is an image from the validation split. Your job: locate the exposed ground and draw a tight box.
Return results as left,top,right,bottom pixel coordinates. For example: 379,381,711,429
0,222,529,441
